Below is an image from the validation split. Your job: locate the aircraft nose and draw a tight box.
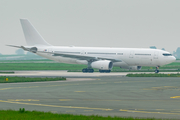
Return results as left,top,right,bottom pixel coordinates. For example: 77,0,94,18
164,56,176,65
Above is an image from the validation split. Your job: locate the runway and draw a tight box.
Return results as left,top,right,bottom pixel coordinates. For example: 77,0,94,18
0,75,180,119
0,70,179,78
0,71,127,77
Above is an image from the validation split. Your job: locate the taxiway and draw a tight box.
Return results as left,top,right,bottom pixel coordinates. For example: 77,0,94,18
0,75,180,119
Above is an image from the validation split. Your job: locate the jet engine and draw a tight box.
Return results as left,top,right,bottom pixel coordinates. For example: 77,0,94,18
91,60,113,70
120,66,142,70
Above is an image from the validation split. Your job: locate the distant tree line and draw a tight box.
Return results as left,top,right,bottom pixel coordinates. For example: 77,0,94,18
15,49,35,55
15,49,24,55
173,47,180,59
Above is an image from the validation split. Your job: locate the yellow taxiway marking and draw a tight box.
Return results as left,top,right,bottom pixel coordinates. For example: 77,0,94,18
59,99,72,101
170,96,180,99
0,82,108,91
0,86,40,91
155,109,165,111
119,109,180,115
0,100,113,111
83,99,122,102
91,82,107,84
0,84,80,91
74,91,86,92
144,86,180,90
114,82,122,83
7,99,39,102
0,88,14,90
164,86,174,87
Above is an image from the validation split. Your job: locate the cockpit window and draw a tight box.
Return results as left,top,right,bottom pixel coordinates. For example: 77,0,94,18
163,53,172,56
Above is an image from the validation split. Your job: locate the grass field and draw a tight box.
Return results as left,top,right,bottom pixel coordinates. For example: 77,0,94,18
0,60,180,72
0,71,14,74
0,62,87,70
126,73,180,77
0,109,162,120
0,76,66,83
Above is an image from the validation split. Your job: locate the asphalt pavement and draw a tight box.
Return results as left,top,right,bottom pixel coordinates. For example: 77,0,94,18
0,76,180,119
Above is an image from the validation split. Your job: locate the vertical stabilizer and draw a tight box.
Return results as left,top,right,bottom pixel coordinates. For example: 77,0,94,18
20,19,51,46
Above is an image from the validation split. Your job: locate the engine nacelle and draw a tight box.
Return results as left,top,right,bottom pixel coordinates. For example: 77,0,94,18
120,66,142,70
91,60,113,70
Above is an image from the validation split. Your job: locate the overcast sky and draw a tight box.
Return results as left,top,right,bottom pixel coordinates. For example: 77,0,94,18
1,0,180,54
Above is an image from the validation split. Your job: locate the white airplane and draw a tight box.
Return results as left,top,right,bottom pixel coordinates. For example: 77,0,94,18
8,19,176,73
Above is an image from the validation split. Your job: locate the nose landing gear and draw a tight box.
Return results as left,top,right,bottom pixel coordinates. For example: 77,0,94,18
155,66,160,73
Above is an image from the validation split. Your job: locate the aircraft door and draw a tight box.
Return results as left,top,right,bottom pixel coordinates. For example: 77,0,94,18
153,52,159,59
81,51,85,55
129,51,134,58
48,48,53,55
152,51,160,65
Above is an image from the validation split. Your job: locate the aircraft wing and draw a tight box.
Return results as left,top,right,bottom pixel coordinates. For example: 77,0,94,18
7,45,122,62
38,51,122,62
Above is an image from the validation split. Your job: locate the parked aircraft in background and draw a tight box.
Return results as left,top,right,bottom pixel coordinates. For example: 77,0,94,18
8,19,176,73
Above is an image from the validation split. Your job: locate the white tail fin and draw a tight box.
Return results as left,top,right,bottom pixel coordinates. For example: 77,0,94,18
20,19,51,46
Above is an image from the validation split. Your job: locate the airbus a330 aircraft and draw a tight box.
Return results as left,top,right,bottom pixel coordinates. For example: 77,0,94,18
8,19,176,73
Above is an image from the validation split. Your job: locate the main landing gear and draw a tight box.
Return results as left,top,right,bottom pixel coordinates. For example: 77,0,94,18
99,70,111,73
82,68,94,73
82,68,111,73
155,66,160,73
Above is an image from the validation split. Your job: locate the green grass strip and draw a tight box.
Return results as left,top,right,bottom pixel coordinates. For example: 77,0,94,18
0,60,180,72
0,60,179,71
0,109,162,120
126,73,180,77
0,72,14,74
0,76,66,83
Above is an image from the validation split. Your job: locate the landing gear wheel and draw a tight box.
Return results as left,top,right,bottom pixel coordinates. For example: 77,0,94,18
155,69,159,73
154,66,160,73
99,70,102,73
82,68,94,73
88,69,94,73
99,70,111,73
106,70,111,73
82,68,88,73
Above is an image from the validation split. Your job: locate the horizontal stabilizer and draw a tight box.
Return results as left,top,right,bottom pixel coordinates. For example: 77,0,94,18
7,45,33,52
6,45,22,48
